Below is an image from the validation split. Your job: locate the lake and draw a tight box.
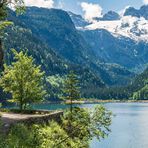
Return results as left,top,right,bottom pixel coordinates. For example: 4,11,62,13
33,102,148,148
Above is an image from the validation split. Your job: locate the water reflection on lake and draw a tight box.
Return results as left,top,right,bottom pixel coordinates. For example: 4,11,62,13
90,103,148,148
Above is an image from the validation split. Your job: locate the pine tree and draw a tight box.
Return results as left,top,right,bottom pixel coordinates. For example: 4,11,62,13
0,49,46,111
63,71,80,113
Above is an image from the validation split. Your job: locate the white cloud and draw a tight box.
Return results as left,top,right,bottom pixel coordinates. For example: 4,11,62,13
24,0,54,8
58,0,64,9
143,0,148,4
80,2,102,22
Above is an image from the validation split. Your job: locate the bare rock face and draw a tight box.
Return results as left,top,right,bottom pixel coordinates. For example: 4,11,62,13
124,7,140,18
102,11,120,21
124,5,148,20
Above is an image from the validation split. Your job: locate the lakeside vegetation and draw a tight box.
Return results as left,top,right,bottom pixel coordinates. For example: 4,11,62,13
0,51,112,146
0,106,112,147
0,35,112,147
0,0,147,147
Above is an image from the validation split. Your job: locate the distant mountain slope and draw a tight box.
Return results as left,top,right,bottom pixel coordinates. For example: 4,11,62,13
80,29,148,69
70,5,148,72
82,67,148,100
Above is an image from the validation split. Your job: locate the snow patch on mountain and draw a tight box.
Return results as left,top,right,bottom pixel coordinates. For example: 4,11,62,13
80,16,148,42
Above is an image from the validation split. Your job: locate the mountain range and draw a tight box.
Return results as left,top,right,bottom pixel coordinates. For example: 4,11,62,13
1,5,148,99
70,5,148,71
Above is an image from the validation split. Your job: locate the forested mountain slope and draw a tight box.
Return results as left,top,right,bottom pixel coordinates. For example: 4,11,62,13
5,7,134,86
82,68,148,99
0,6,147,100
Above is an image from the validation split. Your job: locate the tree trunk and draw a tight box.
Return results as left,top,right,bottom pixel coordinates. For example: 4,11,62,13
70,97,72,114
0,39,4,71
20,102,23,112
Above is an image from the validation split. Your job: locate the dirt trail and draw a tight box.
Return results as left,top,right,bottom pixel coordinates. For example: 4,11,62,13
1,112,50,124
0,111,63,134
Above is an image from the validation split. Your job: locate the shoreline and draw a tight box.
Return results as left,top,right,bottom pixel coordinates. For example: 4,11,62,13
2,100,148,109
40,99,148,105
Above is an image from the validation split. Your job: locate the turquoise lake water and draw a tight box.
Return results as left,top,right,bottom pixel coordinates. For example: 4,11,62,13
33,103,148,148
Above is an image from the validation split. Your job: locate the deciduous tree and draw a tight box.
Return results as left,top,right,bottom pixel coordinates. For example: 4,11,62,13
0,49,46,111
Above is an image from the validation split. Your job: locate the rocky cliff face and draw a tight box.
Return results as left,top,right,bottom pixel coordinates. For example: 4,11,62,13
124,5,148,20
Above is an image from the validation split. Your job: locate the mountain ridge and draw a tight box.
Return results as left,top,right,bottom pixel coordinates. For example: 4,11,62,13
5,7,134,86
124,5,148,20
69,5,148,72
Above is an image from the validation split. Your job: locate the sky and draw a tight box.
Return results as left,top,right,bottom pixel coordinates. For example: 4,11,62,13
24,0,148,19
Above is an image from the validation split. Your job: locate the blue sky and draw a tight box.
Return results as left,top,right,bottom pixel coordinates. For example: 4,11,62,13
25,0,147,17
54,0,144,15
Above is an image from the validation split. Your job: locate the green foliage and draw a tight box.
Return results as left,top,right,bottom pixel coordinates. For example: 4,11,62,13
0,21,13,36
31,121,81,148
0,0,25,71
0,105,112,148
0,121,84,148
63,71,80,112
47,75,65,88
2,21,105,100
83,67,148,100
6,124,35,148
0,0,25,20
90,105,112,139
62,105,112,146
46,75,65,99
63,71,80,100
0,49,46,110
133,80,148,100
62,107,90,147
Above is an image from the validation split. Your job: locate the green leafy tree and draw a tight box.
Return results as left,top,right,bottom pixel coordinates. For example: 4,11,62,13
0,49,46,111
61,105,112,147
61,107,90,147
0,0,25,23
63,71,80,113
0,0,25,70
90,105,112,139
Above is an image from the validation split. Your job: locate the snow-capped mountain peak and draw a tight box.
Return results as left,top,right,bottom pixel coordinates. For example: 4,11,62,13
68,5,148,71
83,15,148,42
70,5,148,42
